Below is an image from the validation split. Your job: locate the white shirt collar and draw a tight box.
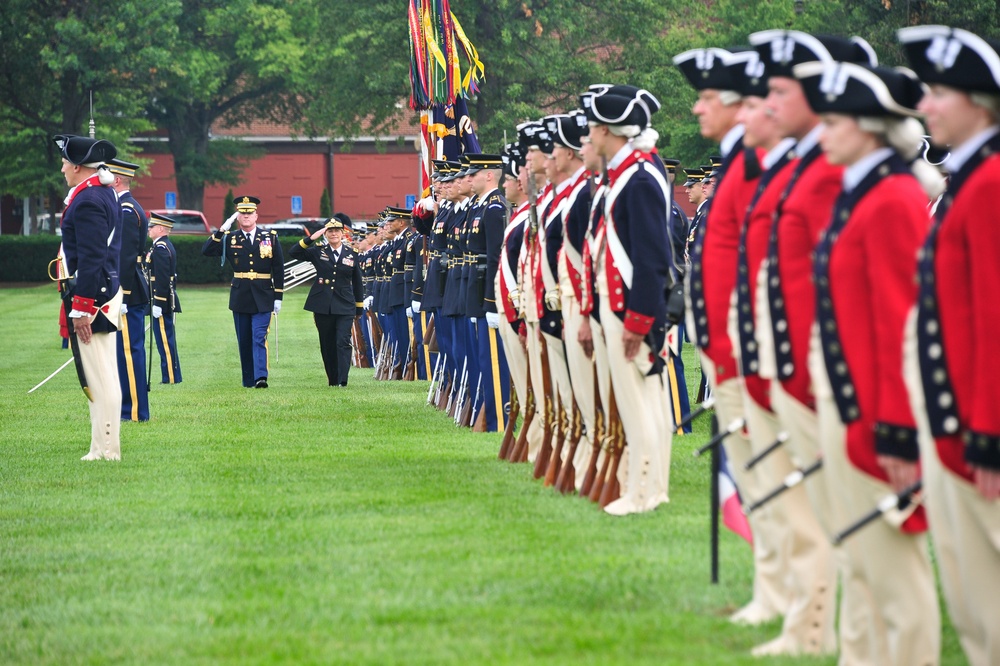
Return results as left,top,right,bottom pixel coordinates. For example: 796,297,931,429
794,123,824,157
763,138,797,170
720,124,745,159
607,143,634,171
843,147,895,193
945,125,1000,172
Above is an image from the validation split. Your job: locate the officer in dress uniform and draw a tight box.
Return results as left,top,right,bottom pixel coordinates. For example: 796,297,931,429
147,212,183,385
290,217,365,386
386,206,414,378
900,26,1000,666
403,214,429,380
581,85,673,516
107,158,150,421
54,134,124,460
462,153,511,431
201,195,284,388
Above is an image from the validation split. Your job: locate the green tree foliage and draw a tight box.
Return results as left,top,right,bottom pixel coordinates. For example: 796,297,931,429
144,0,307,211
0,0,180,229
319,188,332,218
222,188,236,224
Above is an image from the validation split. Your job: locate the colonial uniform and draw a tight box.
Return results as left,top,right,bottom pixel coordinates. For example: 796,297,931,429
202,195,284,388
108,159,150,421
901,26,1000,666
54,134,124,460
147,212,183,385
583,86,672,516
290,218,365,386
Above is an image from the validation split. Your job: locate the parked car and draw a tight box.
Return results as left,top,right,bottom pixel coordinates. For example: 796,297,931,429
267,217,326,236
148,209,213,235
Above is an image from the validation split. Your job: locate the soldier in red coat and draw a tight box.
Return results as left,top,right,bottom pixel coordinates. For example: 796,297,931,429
749,29,880,661
797,58,944,666
900,25,1000,666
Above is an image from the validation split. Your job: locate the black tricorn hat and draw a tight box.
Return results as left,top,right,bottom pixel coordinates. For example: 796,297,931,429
898,25,1000,95
749,31,878,79
727,50,769,98
673,48,738,91
54,134,117,166
795,62,924,118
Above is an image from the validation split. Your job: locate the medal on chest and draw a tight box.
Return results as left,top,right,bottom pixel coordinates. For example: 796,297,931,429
259,237,272,258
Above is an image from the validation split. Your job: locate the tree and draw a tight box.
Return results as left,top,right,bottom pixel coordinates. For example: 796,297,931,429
222,188,236,225
320,188,332,218
0,0,180,231
144,0,308,211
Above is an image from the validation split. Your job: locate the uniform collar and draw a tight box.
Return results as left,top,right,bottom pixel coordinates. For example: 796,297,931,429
720,124,745,159
843,147,895,193
794,123,823,158
945,125,1000,172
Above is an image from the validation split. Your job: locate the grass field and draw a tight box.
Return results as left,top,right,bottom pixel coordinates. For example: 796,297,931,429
0,284,966,665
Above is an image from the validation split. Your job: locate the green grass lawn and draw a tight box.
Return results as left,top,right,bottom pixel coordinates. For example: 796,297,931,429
0,284,966,665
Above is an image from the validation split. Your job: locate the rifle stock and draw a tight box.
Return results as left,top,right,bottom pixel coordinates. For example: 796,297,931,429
498,376,519,460
543,395,566,487
532,335,555,479
556,398,583,493
510,373,535,463
598,387,623,508
579,365,604,498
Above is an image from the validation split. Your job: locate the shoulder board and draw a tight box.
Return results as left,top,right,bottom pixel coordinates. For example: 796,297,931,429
121,202,135,210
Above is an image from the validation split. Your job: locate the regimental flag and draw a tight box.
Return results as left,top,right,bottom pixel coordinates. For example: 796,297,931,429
719,447,753,544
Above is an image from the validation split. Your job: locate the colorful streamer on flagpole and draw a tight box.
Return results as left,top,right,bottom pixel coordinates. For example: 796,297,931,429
408,0,485,194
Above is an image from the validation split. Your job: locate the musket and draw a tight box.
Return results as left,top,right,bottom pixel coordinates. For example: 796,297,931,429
832,480,923,546
427,351,443,404
677,396,716,432
744,431,790,471
461,372,481,428
389,340,403,380
694,417,745,457
498,375,519,460
532,335,556,479
543,394,567,487
452,357,469,422
556,397,583,493
579,364,604,498
599,390,624,508
509,363,536,463
744,458,824,515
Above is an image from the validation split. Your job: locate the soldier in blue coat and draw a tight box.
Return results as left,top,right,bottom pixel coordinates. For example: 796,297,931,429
108,158,150,421
147,212,183,384
54,134,124,460
202,195,284,388
290,218,365,386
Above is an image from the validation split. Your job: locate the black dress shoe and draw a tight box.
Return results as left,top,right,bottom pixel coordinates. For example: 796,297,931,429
255,378,268,388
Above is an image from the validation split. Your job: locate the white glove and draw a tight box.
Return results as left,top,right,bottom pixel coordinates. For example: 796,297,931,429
220,212,239,232
364,295,373,311
273,301,282,314
152,305,162,319
470,317,477,325
405,307,413,318
416,196,435,215
486,312,500,329
120,303,128,315
412,300,421,314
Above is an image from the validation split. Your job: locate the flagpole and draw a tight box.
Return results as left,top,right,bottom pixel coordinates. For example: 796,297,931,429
710,414,720,584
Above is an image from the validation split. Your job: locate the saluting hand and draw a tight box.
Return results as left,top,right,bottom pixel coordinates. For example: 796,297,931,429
310,227,326,242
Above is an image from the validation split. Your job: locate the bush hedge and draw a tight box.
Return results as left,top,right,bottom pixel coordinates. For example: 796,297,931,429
0,235,303,284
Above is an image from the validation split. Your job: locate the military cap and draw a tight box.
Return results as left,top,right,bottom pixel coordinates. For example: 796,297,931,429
662,158,681,176
899,25,1000,95
749,31,878,79
323,218,345,230
794,61,924,118
106,158,140,179
53,134,117,166
673,48,740,91
464,153,504,174
726,50,769,98
149,211,176,228
683,168,706,186
233,195,261,213
384,206,411,221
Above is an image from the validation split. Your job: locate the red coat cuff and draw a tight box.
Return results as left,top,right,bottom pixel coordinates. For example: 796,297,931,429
623,309,653,336
71,295,97,314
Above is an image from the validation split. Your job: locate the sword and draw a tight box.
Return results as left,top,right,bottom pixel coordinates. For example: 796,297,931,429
832,480,923,546
694,417,744,457
744,458,824,515
677,395,716,431
28,357,74,394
